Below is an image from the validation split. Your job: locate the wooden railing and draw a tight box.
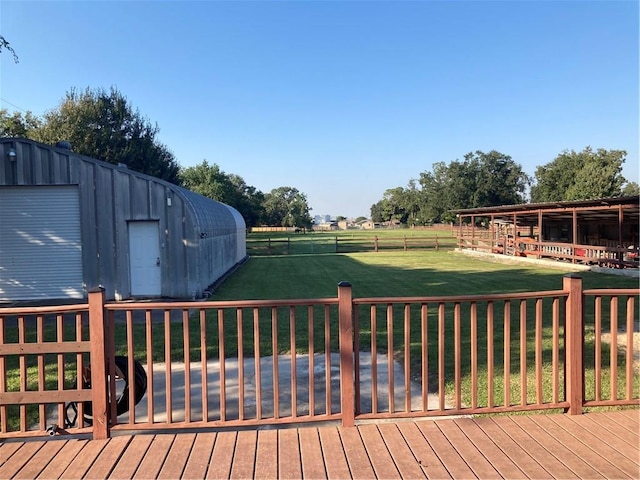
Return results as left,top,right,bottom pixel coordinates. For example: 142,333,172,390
0,277,637,439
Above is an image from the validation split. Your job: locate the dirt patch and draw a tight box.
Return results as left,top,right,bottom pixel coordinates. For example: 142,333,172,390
600,330,640,373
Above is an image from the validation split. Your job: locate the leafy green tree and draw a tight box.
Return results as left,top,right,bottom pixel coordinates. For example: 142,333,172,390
180,160,265,227
263,187,312,228
622,181,639,196
469,150,529,207
32,87,180,183
531,147,628,202
0,109,42,137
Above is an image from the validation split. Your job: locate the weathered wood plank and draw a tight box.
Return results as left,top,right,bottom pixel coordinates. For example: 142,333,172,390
452,418,525,479
339,425,376,479
299,426,327,479
436,419,501,479
472,417,549,478
206,431,236,479
133,434,175,479
0,441,44,479
567,414,640,464
230,430,257,479
396,422,451,479
508,416,604,478
84,436,132,479
319,426,351,479
531,414,633,479
376,423,425,479
492,417,577,478
416,420,477,479
357,424,400,479
57,438,109,479
36,439,88,479
254,429,278,480
158,432,196,479
12,440,66,480
278,428,302,479
108,434,154,479
182,432,216,479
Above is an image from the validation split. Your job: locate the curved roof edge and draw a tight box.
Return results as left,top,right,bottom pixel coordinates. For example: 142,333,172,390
1,137,246,231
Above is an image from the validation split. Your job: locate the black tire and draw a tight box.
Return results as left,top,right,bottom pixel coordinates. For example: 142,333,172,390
82,355,147,420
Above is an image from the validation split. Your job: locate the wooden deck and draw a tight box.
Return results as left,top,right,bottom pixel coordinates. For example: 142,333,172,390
0,410,638,479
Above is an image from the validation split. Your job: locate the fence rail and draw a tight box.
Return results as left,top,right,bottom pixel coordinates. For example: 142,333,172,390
0,277,638,439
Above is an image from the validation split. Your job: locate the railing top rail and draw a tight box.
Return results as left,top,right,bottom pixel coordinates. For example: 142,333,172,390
104,297,339,311
583,288,640,296
0,303,89,315
354,289,567,305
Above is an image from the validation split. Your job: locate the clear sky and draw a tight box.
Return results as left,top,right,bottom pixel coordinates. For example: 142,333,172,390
1,1,638,219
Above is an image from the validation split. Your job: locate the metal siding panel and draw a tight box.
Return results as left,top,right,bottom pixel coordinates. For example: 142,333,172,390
95,165,116,299
0,186,83,300
79,162,99,290
129,176,150,219
113,171,131,299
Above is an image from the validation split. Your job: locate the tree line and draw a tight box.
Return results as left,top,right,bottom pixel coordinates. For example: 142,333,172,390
0,87,313,229
371,148,638,225
2,85,636,229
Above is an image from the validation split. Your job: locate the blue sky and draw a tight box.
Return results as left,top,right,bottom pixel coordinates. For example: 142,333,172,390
1,1,638,218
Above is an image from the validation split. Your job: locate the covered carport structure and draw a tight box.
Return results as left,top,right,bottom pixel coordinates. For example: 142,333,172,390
454,195,639,269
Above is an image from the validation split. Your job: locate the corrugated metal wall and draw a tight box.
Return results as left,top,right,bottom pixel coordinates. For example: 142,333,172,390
0,138,246,301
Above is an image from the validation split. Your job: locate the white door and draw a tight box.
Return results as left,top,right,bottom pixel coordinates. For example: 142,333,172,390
128,221,161,296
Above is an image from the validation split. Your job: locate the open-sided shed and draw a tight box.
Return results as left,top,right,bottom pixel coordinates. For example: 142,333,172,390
454,196,639,269
0,138,246,301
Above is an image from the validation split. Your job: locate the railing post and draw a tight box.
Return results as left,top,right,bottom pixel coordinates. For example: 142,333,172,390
563,274,584,415
338,282,355,427
88,287,110,439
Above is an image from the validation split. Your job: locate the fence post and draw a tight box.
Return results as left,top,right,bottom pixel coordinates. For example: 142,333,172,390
435,235,439,251
88,287,110,439
374,236,379,253
338,282,355,427
563,274,584,415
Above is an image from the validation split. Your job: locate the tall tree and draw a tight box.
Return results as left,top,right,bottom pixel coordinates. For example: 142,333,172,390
263,187,312,228
0,109,42,137
531,147,628,202
32,87,180,183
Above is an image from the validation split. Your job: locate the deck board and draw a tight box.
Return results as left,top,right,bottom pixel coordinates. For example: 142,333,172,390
299,426,327,479
182,431,216,479
2,410,638,480
319,426,351,479
158,432,196,479
206,430,236,479
254,429,278,479
13,439,67,480
452,417,525,479
376,423,425,479
357,424,401,479
230,430,258,479
109,434,154,479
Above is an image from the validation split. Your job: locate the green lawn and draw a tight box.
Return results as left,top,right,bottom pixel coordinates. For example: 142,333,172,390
3,249,637,432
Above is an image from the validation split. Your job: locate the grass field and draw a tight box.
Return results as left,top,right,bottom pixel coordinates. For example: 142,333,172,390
3,248,638,431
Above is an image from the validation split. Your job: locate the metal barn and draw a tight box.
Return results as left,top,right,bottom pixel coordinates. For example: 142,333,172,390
0,138,246,301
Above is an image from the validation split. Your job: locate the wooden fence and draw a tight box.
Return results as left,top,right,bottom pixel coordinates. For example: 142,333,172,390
0,276,637,439
247,235,457,255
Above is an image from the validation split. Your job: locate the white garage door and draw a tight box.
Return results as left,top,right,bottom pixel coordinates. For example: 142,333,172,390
0,186,84,300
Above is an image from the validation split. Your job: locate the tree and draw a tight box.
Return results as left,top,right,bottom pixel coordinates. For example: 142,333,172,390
531,147,628,202
180,160,265,227
263,187,312,229
0,35,18,63
32,87,180,183
0,109,42,137
622,181,640,196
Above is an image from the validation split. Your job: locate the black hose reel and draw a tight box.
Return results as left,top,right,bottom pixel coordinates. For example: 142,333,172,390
63,355,147,429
